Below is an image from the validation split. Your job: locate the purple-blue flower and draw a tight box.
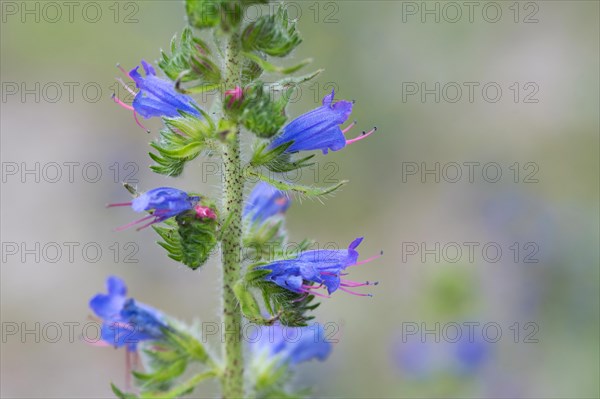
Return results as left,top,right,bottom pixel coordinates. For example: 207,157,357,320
113,60,201,130
256,237,380,298
252,323,332,366
90,276,168,352
454,333,490,373
243,182,290,224
394,326,492,379
108,187,199,231
268,90,376,154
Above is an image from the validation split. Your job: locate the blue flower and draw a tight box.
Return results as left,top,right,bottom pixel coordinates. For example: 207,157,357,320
243,182,290,224
454,333,490,373
112,60,201,130
253,323,332,366
90,276,168,351
108,187,199,231
394,325,492,379
268,90,376,154
257,237,380,298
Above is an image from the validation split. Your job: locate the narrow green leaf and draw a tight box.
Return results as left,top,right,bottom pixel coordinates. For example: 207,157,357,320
249,169,348,197
242,52,311,75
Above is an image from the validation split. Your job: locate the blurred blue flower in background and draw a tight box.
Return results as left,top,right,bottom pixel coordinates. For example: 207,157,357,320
394,324,491,380
90,276,168,352
252,323,332,366
243,182,291,225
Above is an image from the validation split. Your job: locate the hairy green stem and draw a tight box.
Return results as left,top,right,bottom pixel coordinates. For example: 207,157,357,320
220,32,244,399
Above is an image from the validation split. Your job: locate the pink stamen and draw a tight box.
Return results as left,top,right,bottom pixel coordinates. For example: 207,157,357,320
346,127,377,145
303,289,331,299
115,215,155,232
116,63,130,79
352,252,383,267
340,279,378,288
112,94,134,111
301,284,331,298
342,120,357,134
133,111,150,133
292,292,309,302
85,339,111,347
339,286,372,297
106,202,132,208
135,218,160,231
301,284,323,290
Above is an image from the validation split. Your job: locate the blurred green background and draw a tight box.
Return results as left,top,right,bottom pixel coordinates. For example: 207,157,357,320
1,1,598,397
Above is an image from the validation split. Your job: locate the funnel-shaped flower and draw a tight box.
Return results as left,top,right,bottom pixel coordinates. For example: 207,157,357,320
107,187,199,231
256,237,380,298
243,182,290,224
268,90,376,154
90,276,168,351
112,60,202,130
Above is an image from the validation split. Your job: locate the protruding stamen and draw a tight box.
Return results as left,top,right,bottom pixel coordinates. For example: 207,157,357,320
339,286,372,297
301,284,330,298
116,63,130,79
106,202,132,208
292,292,309,303
116,77,137,96
112,93,134,111
135,218,160,231
340,279,378,288
352,252,383,267
346,126,377,146
115,215,154,232
342,120,357,134
302,283,324,290
133,111,150,133
303,289,331,299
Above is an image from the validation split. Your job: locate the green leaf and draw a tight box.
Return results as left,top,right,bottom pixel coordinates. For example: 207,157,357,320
251,142,315,173
159,27,221,91
242,56,264,85
133,358,187,388
111,383,139,399
149,113,216,177
185,0,220,29
240,82,289,138
245,266,320,327
153,202,218,270
242,52,311,75
249,169,348,197
139,371,217,399
268,69,323,92
185,0,242,31
243,219,286,262
242,5,302,57
234,280,263,321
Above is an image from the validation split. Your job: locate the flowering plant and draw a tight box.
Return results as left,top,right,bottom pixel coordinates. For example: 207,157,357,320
92,1,380,397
